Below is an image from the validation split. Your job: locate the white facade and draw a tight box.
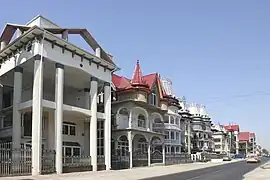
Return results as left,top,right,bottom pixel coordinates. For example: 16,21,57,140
163,105,183,154
211,124,229,155
188,103,213,153
0,16,116,175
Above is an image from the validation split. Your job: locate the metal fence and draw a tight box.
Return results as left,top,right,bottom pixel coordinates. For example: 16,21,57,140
0,143,56,177
165,153,192,165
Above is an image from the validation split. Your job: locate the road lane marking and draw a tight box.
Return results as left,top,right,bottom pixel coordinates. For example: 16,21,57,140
185,170,221,180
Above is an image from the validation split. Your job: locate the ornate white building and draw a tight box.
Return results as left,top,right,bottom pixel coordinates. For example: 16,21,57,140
0,15,116,175
211,124,230,155
188,103,213,153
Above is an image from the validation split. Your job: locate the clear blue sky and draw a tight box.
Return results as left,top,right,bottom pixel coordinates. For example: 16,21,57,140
1,0,269,149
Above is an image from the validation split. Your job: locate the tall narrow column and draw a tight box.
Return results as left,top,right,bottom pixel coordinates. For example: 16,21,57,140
84,88,90,156
187,121,191,154
62,30,69,41
95,47,101,58
32,57,43,176
12,67,23,160
55,63,64,174
0,41,6,50
90,76,98,171
148,142,151,166
104,82,111,170
128,131,133,168
162,143,165,164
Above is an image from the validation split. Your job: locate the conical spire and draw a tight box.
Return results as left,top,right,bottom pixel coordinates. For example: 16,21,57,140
131,60,146,85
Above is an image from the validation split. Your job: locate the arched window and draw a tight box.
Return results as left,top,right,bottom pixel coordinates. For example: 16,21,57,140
118,135,129,156
119,108,129,116
138,114,146,128
154,118,162,123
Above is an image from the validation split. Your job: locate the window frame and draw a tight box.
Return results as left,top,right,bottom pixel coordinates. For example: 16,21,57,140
62,123,76,136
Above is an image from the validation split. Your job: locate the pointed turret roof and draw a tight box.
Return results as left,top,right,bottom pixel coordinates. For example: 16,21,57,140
131,60,147,86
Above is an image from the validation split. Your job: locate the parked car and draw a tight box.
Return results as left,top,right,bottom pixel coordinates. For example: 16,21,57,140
246,155,260,163
223,156,232,161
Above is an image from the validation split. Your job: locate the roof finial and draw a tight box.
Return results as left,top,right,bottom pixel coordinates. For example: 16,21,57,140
137,59,139,64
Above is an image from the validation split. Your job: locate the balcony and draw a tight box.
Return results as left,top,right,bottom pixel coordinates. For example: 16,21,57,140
153,123,181,131
164,139,181,144
0,126,12,138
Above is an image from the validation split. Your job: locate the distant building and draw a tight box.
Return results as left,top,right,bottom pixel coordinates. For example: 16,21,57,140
188,103,213,153
224,125,240,155
238,132,256,155
211,124,230,155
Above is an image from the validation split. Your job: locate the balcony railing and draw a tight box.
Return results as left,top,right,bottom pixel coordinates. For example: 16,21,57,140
164,139,181,144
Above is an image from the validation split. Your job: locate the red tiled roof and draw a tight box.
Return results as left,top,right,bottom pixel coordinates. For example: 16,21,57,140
250,132,255,138
224,125,240,132
112,60,167,101
238,132,250,141
130,60,147,86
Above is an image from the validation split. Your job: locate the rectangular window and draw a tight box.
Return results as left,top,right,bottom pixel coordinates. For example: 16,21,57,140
176,132,179,140
171,131,175,140
97,121,104,155
165,131,169,139
62,123,76,136
3,113,12,127
151,93,156,106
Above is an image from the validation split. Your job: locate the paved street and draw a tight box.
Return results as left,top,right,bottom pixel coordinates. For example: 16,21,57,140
142,160,267,180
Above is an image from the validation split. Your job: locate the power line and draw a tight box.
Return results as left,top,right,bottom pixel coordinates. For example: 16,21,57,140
204,89,270,104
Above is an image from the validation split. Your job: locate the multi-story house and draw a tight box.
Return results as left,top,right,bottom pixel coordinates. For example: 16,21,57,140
160,78,185,154
238,132,256,155
111,60,169,168
188,103,213,153
211,124,230,155
178,96,192,154
0,15,117,175
224,124,240,155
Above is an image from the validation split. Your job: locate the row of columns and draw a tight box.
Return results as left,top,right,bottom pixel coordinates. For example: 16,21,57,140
10,56,111,175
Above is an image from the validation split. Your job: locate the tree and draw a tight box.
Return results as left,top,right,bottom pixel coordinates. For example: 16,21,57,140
262,148,269,155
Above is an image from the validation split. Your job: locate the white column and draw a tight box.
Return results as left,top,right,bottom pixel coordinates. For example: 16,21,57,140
128,131,133,168
0,41,6,50
84,88,90,156
90,76,98,171
31,56,43,176
12,66,23,151
104,82,111,170
95,47,101,58
162,143,165,164
148,142,151,166
128,111,132,128
187,121,191,154
55,63,64,174
62,30,69,41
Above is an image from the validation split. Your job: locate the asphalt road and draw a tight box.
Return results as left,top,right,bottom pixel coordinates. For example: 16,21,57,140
142,159,268,180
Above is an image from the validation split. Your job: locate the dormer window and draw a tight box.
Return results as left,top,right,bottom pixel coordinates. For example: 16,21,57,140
150,87,157,106
138,114,146,128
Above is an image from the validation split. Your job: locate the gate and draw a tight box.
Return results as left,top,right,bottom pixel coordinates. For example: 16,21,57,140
111,149,130,170
151,150,162,164
132,150,148,167
0,142,56,177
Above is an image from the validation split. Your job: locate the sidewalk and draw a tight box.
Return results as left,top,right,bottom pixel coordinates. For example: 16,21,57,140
1,160,243,180
244,162,270,180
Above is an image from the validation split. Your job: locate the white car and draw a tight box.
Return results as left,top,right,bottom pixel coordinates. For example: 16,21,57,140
246,156,260,163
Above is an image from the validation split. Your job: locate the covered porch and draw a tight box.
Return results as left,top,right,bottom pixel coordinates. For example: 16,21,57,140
111,129,165,169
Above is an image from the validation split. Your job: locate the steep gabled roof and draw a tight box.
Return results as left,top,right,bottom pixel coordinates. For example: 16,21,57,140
224,125,240,132
238,132,250,141
112,60,167,98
